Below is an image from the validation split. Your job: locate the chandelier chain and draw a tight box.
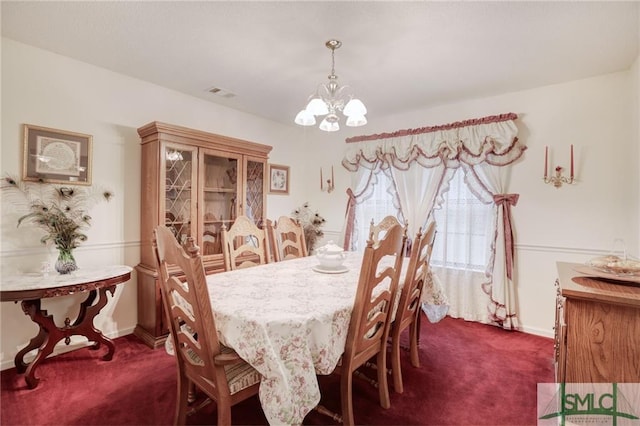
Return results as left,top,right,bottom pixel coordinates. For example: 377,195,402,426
331,45,336,78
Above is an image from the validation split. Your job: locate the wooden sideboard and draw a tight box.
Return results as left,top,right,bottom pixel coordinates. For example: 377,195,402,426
554,262,640,383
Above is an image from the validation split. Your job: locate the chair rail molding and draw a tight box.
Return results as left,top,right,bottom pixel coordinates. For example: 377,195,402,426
515,243,623,257
0,240,140,258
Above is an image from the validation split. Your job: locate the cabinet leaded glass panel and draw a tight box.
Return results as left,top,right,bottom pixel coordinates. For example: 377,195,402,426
245,159,265,227
165,147,193,245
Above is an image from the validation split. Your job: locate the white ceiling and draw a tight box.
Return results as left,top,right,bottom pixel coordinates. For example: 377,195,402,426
2,1,639,129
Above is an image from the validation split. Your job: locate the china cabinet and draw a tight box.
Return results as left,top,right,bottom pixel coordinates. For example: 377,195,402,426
554,262,640,383
134,121,272,348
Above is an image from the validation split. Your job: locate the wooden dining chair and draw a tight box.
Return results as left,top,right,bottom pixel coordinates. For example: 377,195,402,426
153,226,262,425
369,215,402,247
317,223,406,426
221,215,271,271
389,221,436,394
268,215,308,261
202,228,222,256
264,219,278,263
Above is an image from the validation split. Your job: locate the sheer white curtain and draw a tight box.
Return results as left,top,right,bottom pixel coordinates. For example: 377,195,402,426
389,161,446,238
352,169,402,250
431,167,494,323
341,164,396,250
389,161,451,323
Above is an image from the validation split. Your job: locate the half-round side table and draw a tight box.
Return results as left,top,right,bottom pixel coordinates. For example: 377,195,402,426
1,265,132,388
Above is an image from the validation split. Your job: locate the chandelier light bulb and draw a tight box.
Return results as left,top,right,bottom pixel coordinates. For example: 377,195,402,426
346,114,367,127
306,98,329,116
343,98,367,117
295,109,316,126
319,118,340,132
294,39,367,132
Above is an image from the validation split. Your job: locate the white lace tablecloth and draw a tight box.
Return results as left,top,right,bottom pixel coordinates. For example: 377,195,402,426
205,252,447,425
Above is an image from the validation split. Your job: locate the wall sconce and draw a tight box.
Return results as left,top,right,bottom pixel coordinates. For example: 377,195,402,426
543,145,575,188
320,166,335,193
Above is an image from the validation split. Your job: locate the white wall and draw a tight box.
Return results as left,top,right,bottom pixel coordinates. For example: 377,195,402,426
0,39,310,369
1,37,638,370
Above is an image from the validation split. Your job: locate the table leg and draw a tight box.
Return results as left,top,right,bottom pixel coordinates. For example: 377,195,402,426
14,300,47,374
72,286,116,360
15,286,117,388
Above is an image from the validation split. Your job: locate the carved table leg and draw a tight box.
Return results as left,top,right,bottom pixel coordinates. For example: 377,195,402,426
24,327,60,389
71,286,116,360
15,286,117,388
18,299,63,388
14,300,47,374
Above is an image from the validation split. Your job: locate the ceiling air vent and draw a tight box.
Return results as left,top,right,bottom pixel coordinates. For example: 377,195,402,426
207,87,236,99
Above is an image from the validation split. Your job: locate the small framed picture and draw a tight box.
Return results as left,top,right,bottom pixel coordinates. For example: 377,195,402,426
269,164,290,195
22,124,93,185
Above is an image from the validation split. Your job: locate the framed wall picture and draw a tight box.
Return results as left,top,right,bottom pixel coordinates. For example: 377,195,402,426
269,164,289,195
22,124,93,185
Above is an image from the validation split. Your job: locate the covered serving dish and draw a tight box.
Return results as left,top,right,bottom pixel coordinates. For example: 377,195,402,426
315,241,347,269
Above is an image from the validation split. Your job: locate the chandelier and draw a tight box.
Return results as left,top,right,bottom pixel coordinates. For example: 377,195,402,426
294,40,367,132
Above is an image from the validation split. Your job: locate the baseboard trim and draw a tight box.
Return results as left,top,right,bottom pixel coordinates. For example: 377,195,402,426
519,324,554,339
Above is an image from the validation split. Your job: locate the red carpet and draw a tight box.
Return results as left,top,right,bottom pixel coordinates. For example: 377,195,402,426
1,316,553,425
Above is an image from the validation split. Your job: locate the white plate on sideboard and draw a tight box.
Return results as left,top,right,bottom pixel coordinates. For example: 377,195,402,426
572,264,640,284
312,265,349,274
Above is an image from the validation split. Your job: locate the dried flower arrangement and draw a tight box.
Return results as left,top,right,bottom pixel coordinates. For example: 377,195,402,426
292,202,326,253
2,176,114,273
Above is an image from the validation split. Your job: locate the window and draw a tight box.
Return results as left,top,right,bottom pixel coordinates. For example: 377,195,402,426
353,168,492,272
430,169,492,271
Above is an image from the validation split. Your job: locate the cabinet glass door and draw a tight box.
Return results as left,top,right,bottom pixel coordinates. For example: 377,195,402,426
163,144,197,247
245,158,266,227
201,151,241,256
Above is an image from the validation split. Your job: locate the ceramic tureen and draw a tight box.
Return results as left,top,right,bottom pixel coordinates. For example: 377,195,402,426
315,240,347,269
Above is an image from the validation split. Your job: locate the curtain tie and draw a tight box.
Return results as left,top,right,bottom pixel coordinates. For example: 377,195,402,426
493,193,519,281
343,188,357,251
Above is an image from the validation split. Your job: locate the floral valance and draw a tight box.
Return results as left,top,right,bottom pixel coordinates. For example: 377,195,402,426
342,113,525,171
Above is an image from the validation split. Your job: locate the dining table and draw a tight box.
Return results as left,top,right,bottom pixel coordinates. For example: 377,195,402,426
201,250,445,425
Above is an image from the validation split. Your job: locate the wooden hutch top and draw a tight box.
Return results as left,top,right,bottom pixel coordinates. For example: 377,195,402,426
137,121,272,157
